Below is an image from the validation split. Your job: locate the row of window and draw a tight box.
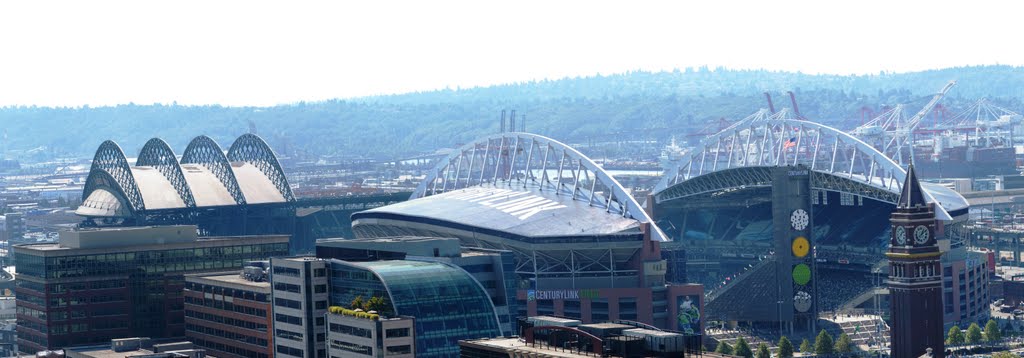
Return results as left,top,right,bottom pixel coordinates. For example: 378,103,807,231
16,243,288,279
184,309,268,332
185,323,268,347
328,323,372,338
184,281,270,302
191,337,269,358
184,296,267,317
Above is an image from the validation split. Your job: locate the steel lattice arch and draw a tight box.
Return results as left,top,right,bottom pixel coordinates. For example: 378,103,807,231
77,134,296,237
412,132,660,234
653,115,968,221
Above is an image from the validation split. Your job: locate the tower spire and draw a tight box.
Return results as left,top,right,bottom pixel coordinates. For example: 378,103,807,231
897,164,927,209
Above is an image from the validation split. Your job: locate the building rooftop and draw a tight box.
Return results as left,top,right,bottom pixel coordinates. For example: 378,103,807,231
579,322,635,330
353,185,646,242
462,337,596,358
187,272,270,289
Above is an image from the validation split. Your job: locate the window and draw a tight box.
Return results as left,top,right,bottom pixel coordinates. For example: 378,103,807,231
274,266,300,277
315,301,327,310
385,328,410,338
386,345,412,355
314,284,327,294
275,282,301,293
314,268,326,277
276,345,304,357
275,329,303,342
275,314,302,325
275,298,301,309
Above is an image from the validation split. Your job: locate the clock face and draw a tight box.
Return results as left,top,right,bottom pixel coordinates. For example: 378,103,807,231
894,226,907,246
790,209,809,231
914,225,930,245
794,291,812,312
791,237,810,258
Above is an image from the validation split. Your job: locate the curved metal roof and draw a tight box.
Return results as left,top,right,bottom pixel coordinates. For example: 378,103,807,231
77,134,293,218
410,132,668,242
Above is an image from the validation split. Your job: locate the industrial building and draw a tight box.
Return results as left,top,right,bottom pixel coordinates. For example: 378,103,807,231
12,225,289,354
184,265,274,358
351,133,704,332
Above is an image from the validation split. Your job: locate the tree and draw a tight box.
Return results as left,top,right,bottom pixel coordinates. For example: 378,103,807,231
815,329,834,355
756,343,771,358
734,337,753,358
992,351,1017,358
947,325,964,347
350,295,364,310
778,336,794,358
365,296,389,313
715,341,734,355
966,323,983,345
800,339,812,354
835,333,853,354
986,319,1003,343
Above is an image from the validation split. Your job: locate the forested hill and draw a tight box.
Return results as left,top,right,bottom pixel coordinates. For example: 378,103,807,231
2,65,1023,161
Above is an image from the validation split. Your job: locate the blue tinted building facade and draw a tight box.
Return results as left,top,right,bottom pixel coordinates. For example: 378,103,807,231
328,260,502,358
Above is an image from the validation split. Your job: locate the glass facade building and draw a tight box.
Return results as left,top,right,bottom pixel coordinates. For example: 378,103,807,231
13,226,289,354
328,260,502,358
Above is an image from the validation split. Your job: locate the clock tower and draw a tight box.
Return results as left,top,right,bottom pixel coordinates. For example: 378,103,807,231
887,164,944,358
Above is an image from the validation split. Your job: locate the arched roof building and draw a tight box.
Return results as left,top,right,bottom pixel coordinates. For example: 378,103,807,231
77,134,296,237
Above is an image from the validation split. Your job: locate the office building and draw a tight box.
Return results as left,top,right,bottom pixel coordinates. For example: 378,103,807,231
317,237,518,335
328,259,503,358
326,306,414,358
184,263,274,358
13,225,289,354
270,256,330,358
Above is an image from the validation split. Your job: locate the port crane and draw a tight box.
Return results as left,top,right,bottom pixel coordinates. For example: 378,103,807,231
850,80,956,166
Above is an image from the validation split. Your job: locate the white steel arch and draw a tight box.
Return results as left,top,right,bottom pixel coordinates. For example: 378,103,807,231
654,116,960,220
412,132,665,238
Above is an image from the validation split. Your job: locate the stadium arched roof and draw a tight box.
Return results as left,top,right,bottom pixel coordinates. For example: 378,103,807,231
395,132,668,242
77,134,294,218
653,116,969,221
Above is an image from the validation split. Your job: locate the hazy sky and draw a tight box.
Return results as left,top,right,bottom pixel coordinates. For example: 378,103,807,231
1,0,1021,107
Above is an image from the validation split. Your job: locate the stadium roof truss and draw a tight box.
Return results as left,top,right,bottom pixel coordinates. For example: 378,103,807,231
654,116,964,220
412,132,667,241
227,133,296,202
85,140,146,213
181,135,247,205
137,138,197,208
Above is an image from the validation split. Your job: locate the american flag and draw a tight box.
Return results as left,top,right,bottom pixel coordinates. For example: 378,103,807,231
783,137,797,149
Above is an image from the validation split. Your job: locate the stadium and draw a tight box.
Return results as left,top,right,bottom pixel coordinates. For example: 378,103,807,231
351,133,704,332
649,113,984,342
76,134,297,243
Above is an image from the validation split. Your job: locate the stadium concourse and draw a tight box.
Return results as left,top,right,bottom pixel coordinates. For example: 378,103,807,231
351,132,703,332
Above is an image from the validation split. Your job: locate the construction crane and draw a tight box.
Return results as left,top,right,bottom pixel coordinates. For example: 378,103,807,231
851,80,956,166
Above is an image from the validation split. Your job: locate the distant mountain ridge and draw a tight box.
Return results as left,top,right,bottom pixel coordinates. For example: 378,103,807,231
1,65,1022,161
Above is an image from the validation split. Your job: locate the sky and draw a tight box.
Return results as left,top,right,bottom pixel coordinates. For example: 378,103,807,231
0,0,1021,107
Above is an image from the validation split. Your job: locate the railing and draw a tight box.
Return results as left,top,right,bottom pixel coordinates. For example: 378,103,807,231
706,254,774,302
